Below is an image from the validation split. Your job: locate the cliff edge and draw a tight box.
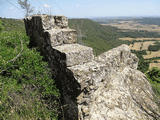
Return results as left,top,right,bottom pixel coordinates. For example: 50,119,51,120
24,15,160,120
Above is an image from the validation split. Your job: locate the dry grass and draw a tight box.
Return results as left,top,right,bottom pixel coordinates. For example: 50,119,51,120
146,51,151,54
143,51,160,59
141,41,155,50
129,42,142,50
119,37,160,41
102,21,160,32
149,63,160,69
129,41,155,50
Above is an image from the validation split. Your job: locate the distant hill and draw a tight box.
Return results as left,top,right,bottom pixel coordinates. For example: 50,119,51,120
137,18,160,26
92,17,160,25
0,17,25,32
69,19,128,55
69,18,160,55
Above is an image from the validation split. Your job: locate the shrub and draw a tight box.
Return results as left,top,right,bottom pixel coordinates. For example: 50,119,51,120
0,19,3,32
148,42,160,51
146,67,160,98
131,50,149,73
0,31,60,119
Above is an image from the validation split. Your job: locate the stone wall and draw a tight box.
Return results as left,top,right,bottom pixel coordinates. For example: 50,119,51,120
24,14,160,120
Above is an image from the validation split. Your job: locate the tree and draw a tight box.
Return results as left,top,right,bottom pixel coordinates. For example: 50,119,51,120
18,0,34,17
0,19,3,32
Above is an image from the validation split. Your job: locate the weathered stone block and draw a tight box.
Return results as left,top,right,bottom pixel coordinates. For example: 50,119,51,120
54,44,94,67
48,28,77,47
24,14,77,47
54,16,68,28
24,15,160,120
28,14,68,30
96,44,139,70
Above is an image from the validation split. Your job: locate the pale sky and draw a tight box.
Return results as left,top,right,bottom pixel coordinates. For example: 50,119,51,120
0,0,160,18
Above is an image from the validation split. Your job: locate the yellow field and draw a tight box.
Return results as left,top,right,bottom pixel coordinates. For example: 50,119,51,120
149,63,160,69
129,41,155,51
141,41,155,50
104,20,160,69
102,21,160,32
129,42,142,50
119,37,160,41
155,60,160,62
143,51,160,59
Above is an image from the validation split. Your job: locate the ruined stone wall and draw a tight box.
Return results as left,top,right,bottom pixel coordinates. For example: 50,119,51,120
24,15,160,120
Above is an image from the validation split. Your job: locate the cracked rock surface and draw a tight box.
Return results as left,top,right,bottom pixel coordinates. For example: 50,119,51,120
24,14,160,120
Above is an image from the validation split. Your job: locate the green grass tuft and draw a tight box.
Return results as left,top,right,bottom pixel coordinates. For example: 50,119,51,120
0,20,60,120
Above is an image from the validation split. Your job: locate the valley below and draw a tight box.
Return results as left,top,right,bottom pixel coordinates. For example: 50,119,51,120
100,18,160,70
0,16,160,119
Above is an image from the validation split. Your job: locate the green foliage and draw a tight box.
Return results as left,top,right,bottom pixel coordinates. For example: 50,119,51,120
1,17,160,118
132,50,150,73
148,42,160,51
119,30,160,38
94,17,160,26
146,67,160,98
69,19,160,55
0,31,60,119
0,19,3,32
0,18,25,32
147,67,160,83
69,19,129,55
137,18,160,26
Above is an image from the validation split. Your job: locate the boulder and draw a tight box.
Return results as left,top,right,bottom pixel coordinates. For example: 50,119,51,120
24,15,160,120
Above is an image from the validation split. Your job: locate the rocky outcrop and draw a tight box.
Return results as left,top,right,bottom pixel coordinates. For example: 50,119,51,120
24,14,160,120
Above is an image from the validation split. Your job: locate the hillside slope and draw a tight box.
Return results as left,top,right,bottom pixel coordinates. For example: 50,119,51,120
69,19,123,55
25,15,160,120
0,18,60,119
69,19,160,55
0,17,160,119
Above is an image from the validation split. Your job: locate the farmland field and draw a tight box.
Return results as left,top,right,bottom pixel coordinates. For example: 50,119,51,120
119,37,160,41
143,51,160,59
102,20,160,32
98,18,160,70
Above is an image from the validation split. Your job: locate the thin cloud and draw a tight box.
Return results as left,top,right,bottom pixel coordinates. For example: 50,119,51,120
43,4,51,8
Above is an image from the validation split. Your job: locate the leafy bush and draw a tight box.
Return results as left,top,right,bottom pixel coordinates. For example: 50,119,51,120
148,42,160,51
146,67,160,98
132,50,150,73
0,18,24,32
0,19,3,32
0,31,60,119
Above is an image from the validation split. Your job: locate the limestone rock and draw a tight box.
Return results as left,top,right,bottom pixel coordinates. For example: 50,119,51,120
54,44,94,67
69,44,160,120
24,15,160,120
25,14,68,30
88,67,159,120
24,14,77,48
54,16,68,28
48,29,77,47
